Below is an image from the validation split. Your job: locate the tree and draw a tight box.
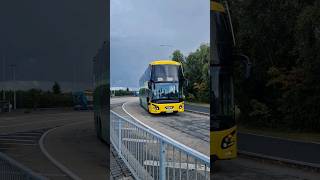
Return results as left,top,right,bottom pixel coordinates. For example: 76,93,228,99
229,0,320,130
52,82,61,94
172,50,184,64
173,44,210,102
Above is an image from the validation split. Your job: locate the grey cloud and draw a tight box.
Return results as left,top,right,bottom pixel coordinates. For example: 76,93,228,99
111,0,209,88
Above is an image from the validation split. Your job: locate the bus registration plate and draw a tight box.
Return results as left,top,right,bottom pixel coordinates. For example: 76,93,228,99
165,106,174,113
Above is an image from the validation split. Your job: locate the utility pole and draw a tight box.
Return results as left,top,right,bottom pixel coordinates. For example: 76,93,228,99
10,64,16,110
2,56,5,101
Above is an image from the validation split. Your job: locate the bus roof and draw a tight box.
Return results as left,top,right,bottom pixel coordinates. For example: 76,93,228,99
150,60,181,65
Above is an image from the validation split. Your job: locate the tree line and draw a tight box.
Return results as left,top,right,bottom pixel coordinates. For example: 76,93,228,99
0,82,73,109
231,0,320,131
172,0,320,131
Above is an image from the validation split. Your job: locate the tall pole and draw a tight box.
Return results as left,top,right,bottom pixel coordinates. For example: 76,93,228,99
10,64,16,110
2,56,5,101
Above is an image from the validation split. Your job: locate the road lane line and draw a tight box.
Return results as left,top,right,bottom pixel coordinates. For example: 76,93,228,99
39,120,91,180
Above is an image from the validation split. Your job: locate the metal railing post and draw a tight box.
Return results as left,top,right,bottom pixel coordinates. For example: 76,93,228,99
118,118,122,154
159,140,166,180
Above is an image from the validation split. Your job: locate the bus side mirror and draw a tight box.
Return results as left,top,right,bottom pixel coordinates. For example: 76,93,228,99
233,54,252,79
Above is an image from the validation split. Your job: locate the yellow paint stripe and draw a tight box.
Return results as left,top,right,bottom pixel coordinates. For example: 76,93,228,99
150,60,181,65
210,1,225,12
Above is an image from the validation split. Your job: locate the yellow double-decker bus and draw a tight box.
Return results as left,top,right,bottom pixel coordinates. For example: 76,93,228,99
210,0,237,161
139,60,185,114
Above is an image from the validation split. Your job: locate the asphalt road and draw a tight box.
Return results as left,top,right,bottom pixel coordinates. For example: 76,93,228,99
213,157,320,180
113,97,210,156
1,98,318,180
184,104,320,166
0,109,109,180
114,97,320,179
43,118,107,179
185,104,209,114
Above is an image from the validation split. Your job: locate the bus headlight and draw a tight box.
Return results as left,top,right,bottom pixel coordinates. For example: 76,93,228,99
179,105,183,109
221,131,236,149
153,104,159,110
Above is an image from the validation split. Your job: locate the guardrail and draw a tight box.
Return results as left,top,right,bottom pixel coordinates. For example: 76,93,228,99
0,151,46,180
110,111,210,180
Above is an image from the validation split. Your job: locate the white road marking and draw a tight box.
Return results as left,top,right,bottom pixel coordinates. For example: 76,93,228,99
39,120,90,180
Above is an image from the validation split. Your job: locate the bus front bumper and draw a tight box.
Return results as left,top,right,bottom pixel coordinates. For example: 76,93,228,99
148,102,184,114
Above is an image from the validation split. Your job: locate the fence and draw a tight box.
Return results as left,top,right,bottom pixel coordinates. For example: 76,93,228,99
110,111,210,180
0,151,46,180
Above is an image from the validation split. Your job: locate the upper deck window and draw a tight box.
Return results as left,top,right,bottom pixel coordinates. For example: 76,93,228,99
151,64,182,82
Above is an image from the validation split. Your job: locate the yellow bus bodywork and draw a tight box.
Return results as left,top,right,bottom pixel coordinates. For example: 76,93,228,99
211,126,237,160
148,102,184,114
150,60,181,66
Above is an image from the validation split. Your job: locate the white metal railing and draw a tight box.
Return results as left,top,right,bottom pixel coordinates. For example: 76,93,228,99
110,111,210,180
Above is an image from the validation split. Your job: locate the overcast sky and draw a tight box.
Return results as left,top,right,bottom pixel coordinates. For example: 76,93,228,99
0,0,106,89
111,0,209,88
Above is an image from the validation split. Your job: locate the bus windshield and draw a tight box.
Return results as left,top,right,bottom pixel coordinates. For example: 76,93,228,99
152,82,180,101
152,65,180,82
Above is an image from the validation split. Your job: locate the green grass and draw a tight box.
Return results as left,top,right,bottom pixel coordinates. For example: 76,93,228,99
238,125,320,143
